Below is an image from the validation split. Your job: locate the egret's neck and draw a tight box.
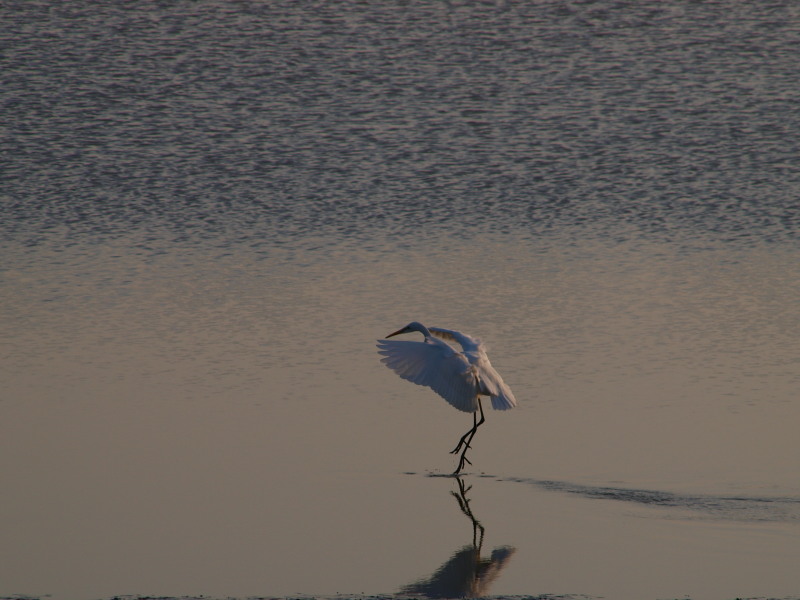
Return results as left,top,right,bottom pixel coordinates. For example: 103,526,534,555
411,322,433,339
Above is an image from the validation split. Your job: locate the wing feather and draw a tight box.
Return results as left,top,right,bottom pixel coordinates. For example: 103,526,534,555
474,353,518,410
376,338,479,412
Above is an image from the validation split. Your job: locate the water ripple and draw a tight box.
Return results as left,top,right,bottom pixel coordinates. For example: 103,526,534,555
505,476,800,523
2,1,799,253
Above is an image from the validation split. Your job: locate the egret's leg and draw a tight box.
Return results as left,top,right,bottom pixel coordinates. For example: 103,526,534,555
458,404,485,459
453,399,485,475
450,409,478,455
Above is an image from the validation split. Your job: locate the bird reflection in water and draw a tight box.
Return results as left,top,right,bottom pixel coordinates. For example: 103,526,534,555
400,476,516,598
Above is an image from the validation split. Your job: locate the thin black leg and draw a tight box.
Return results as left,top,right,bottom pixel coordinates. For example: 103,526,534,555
450,408,478,455
453,398,485,475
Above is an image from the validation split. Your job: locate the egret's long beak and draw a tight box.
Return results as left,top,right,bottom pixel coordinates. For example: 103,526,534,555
385,327,407,338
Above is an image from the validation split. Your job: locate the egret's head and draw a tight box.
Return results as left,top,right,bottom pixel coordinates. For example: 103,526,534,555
385,325,411,338
386,321,426,338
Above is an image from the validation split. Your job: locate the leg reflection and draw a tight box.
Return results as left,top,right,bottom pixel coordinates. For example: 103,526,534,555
399,475,516,598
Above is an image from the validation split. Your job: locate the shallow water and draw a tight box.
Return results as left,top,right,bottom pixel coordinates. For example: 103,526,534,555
2,1,799,600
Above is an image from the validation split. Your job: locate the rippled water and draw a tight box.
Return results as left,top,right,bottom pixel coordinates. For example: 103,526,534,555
2,1,799,599
4,0,799,251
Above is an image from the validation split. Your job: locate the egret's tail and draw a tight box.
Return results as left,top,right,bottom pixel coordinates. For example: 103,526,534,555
490,392,516,410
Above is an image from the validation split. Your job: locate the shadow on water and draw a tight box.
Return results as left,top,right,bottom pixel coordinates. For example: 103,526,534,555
501,476,800,523
400,476,516,599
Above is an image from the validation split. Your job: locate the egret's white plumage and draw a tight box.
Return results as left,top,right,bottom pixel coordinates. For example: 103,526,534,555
376,321,517,474
376,321,517,413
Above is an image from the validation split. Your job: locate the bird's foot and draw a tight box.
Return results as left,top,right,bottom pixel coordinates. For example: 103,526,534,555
453,454,472,475
450,430,475,454
450,441,472,455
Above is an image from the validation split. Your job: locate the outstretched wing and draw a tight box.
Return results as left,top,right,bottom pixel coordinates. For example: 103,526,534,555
376,338,479,412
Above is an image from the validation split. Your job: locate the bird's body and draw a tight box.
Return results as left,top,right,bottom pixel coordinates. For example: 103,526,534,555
377,322,516,413
377,321,517,474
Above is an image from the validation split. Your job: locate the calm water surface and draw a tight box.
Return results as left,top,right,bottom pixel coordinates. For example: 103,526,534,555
1,2,799,600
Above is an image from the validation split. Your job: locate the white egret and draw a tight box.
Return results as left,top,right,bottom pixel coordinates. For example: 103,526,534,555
376,321,517,474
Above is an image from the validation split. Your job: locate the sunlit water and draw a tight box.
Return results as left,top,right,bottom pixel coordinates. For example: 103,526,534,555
2,2,799,600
